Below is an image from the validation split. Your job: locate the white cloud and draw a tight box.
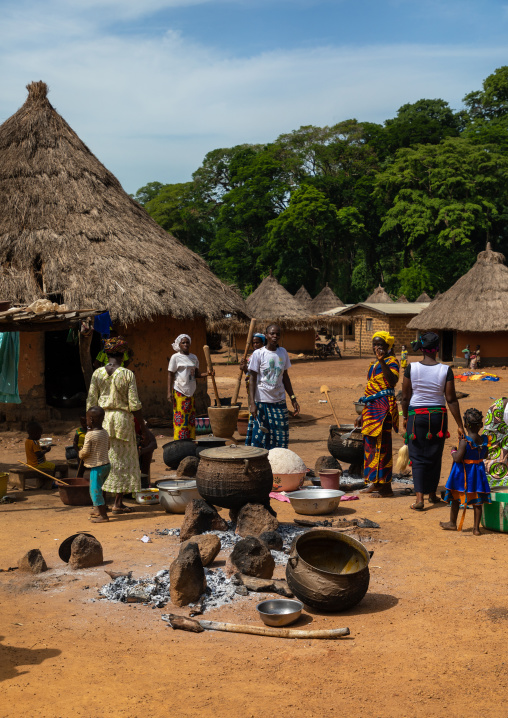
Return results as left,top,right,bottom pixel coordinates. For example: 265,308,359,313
0,1,506,192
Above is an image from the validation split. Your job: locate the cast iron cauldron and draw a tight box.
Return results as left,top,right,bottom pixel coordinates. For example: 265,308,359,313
286,529,371,612
194,436,227,457
162,440,196,469
196,444,273,510
328,424,364,465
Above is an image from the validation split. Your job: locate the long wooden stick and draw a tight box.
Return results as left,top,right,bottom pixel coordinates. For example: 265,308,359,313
16,460,70,486
232,318,257,406
198,620,350,639
203,345,221,406
320,385,341,426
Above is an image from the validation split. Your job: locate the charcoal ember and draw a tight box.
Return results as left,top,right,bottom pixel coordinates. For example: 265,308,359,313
235,503,278,538
230,536,275,579
170,542,206,607
201,568,237,611
259,530,283,551
179,534,221,566
18,549,48,574
69,534,103,569
180,500,228,542
314,456,341,474
176,456,200,478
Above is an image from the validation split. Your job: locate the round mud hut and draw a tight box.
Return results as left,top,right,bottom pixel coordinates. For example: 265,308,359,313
0,82,247,422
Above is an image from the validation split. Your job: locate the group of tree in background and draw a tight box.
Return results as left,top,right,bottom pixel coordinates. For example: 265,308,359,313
133,66,508,303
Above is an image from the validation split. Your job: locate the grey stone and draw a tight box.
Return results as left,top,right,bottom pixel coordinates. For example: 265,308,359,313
259,530,283,551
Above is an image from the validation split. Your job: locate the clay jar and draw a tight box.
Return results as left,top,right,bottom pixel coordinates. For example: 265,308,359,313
318,469,342,490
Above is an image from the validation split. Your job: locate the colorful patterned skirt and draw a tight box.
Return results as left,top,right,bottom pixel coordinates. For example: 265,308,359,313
103,436,141,494
363,414,393,485
173,390,196,440
444,460,491,507
245,401,289,450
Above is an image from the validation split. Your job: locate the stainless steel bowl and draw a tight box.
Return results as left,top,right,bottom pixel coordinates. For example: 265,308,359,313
354,402,364,415
155,479,200,514
286,488,345,516
256,599,304,627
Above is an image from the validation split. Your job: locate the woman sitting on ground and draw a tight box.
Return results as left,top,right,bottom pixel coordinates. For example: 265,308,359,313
401,332,464,511
356,332,399,498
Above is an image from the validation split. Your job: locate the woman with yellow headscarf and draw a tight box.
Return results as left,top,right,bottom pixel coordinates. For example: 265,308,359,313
355,331,400,497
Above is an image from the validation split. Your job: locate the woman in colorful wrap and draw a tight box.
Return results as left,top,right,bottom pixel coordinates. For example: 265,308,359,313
483,397,508,488
247,324,300,449
87,336,149,514
401,332,464,511
167,334,214,441
355,331,399,497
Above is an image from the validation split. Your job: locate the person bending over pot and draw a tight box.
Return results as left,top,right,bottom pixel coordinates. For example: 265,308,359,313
247,324,300,450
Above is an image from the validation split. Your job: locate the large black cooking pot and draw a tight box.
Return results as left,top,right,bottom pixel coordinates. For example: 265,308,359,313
194,436,228,457
286,529,370,612
162,440,196,469
328,424,364,465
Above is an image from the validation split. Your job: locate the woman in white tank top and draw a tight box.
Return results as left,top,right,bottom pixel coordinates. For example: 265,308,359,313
401,332,464,511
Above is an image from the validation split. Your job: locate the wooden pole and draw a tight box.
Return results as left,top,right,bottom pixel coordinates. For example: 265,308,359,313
231,318,256,406
16,460,70,486
79,327,93,390
199,620,350,640
203,345,221,406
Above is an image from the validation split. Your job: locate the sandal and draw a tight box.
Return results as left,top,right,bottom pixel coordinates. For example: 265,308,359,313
90,516,109,523
428,496,441,504
410,501,425,511
111,506,133,514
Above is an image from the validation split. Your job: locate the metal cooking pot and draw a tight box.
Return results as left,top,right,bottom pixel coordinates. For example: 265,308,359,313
196,444,273,510
328,424,364,465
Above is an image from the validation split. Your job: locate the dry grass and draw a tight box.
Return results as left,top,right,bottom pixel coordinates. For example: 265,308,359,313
294,285,312,307
365,285,394,303
0,82,248,325
396,294,409,303
409,244,508,331
309,284,344,313
415,292,432,302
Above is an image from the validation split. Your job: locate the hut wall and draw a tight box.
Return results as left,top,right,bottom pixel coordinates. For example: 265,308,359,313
455,331,508,365
387,316,421,354
3,332,50,424
123,316,209,417
343,308,390,355
234,329,315,353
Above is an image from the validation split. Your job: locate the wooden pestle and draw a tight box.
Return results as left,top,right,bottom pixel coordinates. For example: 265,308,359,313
203,345,221,407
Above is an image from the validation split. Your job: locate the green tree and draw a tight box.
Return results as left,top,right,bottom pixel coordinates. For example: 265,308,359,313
131,181,164,206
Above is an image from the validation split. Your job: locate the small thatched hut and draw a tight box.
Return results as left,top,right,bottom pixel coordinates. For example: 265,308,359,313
365,285,394,303
309,284,344,314
408,244,508,363
396,294,409,303
0,81,247,421
294,285,312,308
416,292,432,302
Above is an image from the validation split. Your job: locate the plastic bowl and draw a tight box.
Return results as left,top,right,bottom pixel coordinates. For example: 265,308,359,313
256,599,303,627
272,472,305,492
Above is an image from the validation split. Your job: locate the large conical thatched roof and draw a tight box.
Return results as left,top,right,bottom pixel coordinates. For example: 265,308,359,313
365,285,394,303
408,244,508,331
246,273,316,329
416,292,432,302
310,284,344,313
396,294,409,303
0,82,248,325
294,285,312,308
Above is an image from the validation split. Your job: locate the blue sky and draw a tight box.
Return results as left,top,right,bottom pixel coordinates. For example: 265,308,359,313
1,0,507,193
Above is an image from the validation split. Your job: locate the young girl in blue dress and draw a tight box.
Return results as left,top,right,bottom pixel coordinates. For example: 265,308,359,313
440,408,491,536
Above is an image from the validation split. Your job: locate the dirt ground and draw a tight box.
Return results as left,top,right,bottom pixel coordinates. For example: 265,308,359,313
1,355,507,717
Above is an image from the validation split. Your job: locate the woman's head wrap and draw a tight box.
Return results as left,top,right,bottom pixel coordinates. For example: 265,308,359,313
372,331,395,349
104,336,129,355
253,333,267,345
172,334,191,352
411,332,439,353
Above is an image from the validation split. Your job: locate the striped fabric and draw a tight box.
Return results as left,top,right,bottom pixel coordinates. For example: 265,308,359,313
361,356,400,438
79,429,110,468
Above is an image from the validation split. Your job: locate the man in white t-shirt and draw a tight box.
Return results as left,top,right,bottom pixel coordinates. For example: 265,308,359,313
246,324,300,450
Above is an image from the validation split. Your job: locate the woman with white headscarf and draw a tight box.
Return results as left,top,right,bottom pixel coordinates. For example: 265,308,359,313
167,334,213,440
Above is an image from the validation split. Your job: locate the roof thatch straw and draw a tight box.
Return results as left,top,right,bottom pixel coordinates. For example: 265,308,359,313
431,291,441,301
294,285,312,308
416,292,432,302
309,284,344,313
396,294,409,303
0,82,248,326
408,244,508,332
365,285,394,303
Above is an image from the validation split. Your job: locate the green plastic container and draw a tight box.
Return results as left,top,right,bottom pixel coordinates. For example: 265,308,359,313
481,488,508,533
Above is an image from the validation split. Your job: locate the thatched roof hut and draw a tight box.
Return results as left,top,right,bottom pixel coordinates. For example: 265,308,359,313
408,244,508,332
0,81,247,326
416,292,432,302
294,285,312,308
365,285,394,303
396,294,409,303
309,284,344,313
246,274,315,329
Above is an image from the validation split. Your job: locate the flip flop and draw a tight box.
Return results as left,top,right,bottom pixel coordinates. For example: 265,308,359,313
410,502,425,511
111,506,133,514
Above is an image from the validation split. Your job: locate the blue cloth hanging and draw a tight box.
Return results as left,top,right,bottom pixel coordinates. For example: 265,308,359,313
93,311,112,336
0,332,21,403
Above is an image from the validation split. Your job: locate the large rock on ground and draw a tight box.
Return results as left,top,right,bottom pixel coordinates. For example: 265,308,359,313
18,549,48,573
259,530,283,551
315,456,341,474
170,542,206,607
235,503,278,538
176,456,200,478
179,499,228,542
69,534,103,569
230,536,275,579
179,534,221,566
